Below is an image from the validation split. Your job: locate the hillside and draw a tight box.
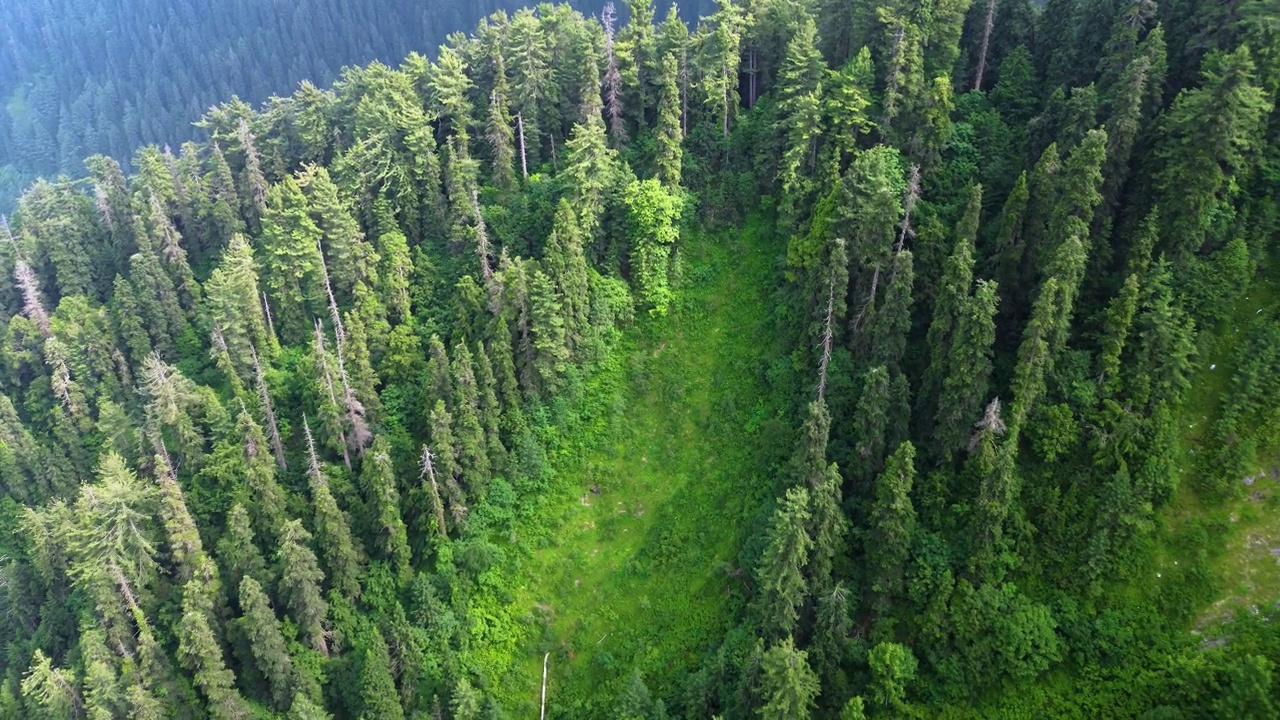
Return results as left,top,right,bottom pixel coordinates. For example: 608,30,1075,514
1,0,1279,717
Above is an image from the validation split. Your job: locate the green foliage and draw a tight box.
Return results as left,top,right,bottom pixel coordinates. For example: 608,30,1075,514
624,178,682,316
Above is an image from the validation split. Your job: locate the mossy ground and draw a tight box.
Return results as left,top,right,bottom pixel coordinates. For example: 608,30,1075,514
468,219,790,715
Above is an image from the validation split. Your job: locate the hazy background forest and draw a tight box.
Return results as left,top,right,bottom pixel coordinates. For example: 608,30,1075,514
0,0,716,212
0,0,1278,717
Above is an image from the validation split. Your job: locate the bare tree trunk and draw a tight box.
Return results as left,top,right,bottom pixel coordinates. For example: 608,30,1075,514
316,239,345,346
315,320,352,470
680,47,689,137
974,0,997,90
418,445,449,537
250,343,288,469
540,652,550,720
517,113,529,180
851,266,880,336
817,280,836,402
5,217,52,337
261,292,277,343
896,165,922,254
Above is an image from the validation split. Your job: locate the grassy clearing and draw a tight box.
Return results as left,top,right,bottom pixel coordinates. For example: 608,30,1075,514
1150,277,1280,628
470,219,787,715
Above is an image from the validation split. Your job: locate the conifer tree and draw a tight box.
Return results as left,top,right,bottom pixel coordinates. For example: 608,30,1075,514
431,46,474,141
794,401,845,594
868,441,916,617
429,400,468,524
303,417,363,600
340,310,382,429
298,165,375,301
543,200,591,352
777,16,825,228
757,486,813,638
656,53,683,190
237,407,289,542
418,445,450,538
236,575,299,711
363,437,412,579
216,503,269,599
1041,128,1107,356
452,343,492,490
989,171,1028,298
1157,46,1269,258
261,177,326,343
177,558,248,720
562,116,616,244
356,632,405,719
921,185,981,423
758,636,820,720
508,9,550,169
657,6,691,138
487,49,518,190
935,280,999,458
376,228,414,325
21,650,79,719
824,48,875,165
153,450,204,581
474,343,508,474
618,0,658,131
697,0,746,138
602,4,628,146
276,519,329,656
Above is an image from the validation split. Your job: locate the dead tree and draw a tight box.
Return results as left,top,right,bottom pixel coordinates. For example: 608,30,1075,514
418,445,450,538
250,343,287,469
974,0,997,90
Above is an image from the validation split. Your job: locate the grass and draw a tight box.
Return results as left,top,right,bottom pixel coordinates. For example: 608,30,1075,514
1146,274,1280,628
466,218,788,716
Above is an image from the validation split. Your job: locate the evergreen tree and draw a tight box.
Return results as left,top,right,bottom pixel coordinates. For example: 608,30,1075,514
237,407,289,543
276,520,330,656
362,437,412,580
757,486,813,638
261,176,326,343
561,117,616,244
757,636,820,720
302,418,363,600
429,399,468,524
935,280,999,458
868,441,916,617
237,575,300,711
487,49,518,190
697,0,747,138
216,503,269,599
529,268,571,394
543,200,592,352
355,633,405,720
451,342,492,497
656,53,684,190
1156,46,1269,258
176,558,249,720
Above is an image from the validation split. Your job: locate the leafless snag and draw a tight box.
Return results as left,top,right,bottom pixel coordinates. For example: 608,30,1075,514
817,277,836,402
969,397,1008,451
974,0,997,90
601,3,627,145
517,112,529,180
4,217,51,337
250,342,288,469
418,445,449,538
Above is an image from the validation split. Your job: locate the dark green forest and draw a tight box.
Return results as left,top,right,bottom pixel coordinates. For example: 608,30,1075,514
0,0,714,213
1,0,1280,717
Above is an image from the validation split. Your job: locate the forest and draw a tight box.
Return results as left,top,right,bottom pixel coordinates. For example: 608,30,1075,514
1,0,1279,717
0,0,715,213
